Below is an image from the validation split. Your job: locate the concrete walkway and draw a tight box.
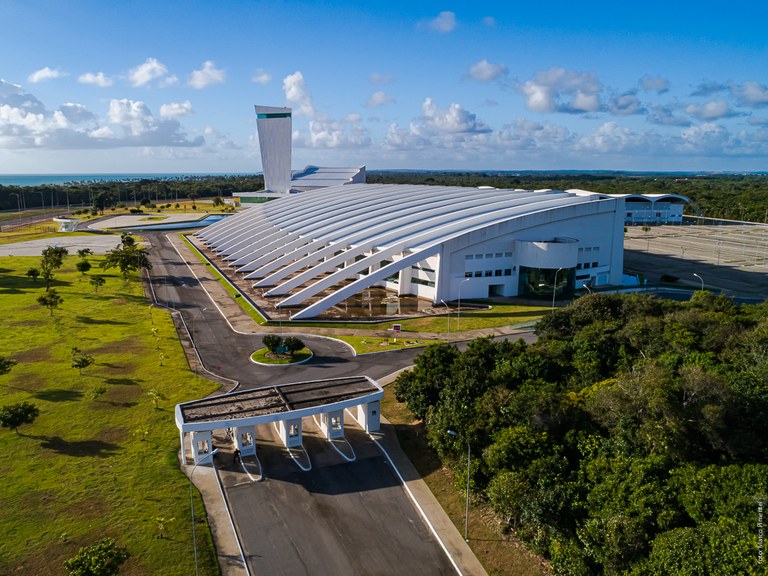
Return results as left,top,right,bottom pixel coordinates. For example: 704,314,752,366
160,232,512,576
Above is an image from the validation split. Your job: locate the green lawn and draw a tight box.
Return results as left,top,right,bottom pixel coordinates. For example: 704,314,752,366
250,347,312,364
0,255,219,575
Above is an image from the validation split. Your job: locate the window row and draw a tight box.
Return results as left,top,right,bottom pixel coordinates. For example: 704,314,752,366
465,252,514,260
464,269,514,278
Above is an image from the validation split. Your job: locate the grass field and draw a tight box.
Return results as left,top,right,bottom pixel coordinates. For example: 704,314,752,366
380,386,550,576
0,254,219,575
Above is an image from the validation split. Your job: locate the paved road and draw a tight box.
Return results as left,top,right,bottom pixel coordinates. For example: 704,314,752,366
144,231,492,575
220,420,457,576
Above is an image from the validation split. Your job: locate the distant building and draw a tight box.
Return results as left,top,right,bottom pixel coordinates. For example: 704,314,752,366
611,193,689,225
197,184,625,319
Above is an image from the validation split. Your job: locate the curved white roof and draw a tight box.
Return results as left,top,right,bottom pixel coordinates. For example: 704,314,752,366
197,183,613,318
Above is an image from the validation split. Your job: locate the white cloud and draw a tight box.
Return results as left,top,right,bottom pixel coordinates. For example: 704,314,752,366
496,119,574,151
251,69,271,85
28,67,65,83
734,81,768,108
0,81,203,150
647,105,691,127
421,98,491,134
160,100,193,118
129,58,170,87
608,92,644,116
429,11,457,33
382,123,431,150
518,67,601,113
639,75,669,94
685,99,738,121
691,81,728,97
680,122,730,153
283,71,315,117
467,59,508,83
306,117,371,149
78,72,113,87
576,122,656,154
370,72,394,85
189,61,226,89
366,91,395,107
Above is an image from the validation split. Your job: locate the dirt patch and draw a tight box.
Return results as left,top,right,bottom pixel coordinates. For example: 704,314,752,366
90,337,145,356
12,346,53,363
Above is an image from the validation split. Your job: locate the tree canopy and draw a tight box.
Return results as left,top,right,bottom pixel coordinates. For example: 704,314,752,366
101,233,152,278
395,293,768,575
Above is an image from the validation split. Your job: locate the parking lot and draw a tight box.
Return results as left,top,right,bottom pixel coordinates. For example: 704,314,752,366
623,222,768,300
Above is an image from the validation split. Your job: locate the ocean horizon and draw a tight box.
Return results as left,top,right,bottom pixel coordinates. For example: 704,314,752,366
0,173,258,187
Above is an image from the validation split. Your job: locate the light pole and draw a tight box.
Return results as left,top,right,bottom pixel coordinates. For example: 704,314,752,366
189,462,200,576
447,430,470,542
693,273,704,291
440,299,450,340
552,267,564,310
457,278,470,332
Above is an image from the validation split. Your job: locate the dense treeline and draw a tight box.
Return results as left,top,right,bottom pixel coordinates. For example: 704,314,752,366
368,172,768,222
395,293,767,575
0,175,263,212
2,172,766,222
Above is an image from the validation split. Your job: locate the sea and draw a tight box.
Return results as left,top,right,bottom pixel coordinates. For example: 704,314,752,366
0,173,257,187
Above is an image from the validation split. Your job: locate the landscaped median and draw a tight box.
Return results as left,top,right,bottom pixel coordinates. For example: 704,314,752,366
0,254,219,575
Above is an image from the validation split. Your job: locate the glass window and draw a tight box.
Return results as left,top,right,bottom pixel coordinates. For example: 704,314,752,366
464,271,472,278
505,252,513,257
495,253,503,258
331,416,342,430
465,254,473,260
495,269,502,276
484,270,492,277
504,269,512,276
485,253,493,259
475,254,483,259
592,261,598,267
474,271,482,277
289,424,299,437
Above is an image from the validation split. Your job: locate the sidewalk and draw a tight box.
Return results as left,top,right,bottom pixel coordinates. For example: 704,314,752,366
166,232,507,575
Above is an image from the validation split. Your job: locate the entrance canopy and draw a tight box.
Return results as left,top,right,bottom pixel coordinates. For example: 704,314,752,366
175,376,383,433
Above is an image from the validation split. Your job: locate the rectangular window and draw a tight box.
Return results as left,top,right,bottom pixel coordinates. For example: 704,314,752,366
484,270,492,277
474,271,482,277
495,252,503,258
465,254,473,260
289,424,300,437
592,261,598,267
495,269,502,276
464,271,472,278
577,263,582,270
504,269,512,276
485,253,493,259
584,263,590,269
504,252,513,257
475,254,483,259
331,416,342,430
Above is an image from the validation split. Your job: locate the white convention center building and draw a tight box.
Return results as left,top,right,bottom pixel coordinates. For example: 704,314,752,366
196,183,625,319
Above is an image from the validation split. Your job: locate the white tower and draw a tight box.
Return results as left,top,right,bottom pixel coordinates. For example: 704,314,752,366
255,105,292,194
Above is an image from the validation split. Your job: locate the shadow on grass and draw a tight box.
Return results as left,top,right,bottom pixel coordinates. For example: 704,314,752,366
76,315,130,325
30,435,121,457
101,400,138,408
32,389,84,402
103,377,143,385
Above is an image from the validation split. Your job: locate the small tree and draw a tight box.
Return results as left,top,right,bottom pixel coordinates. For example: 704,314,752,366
40,246,68,290
262,334,283,354
77,248,94,259
90,275,106,292
101,233,152,278
26,267,40,282
0,356,17,376
283,336,305,357
147,388,166,409
71,347,95,375
38,289,63,316
64,538,129,576
211,196,224,207
76,260,92,276
0,401,39,434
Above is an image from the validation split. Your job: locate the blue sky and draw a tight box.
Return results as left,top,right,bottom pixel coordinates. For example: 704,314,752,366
1,0,767,174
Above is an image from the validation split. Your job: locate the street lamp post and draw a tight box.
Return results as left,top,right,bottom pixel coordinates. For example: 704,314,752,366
189,463,200,576
440,299,450,340
447,430,470,541
552,267,564,310
693,273,704,291
457,278,470,332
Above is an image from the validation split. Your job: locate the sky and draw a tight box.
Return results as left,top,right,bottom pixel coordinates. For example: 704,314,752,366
1,0,768,174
